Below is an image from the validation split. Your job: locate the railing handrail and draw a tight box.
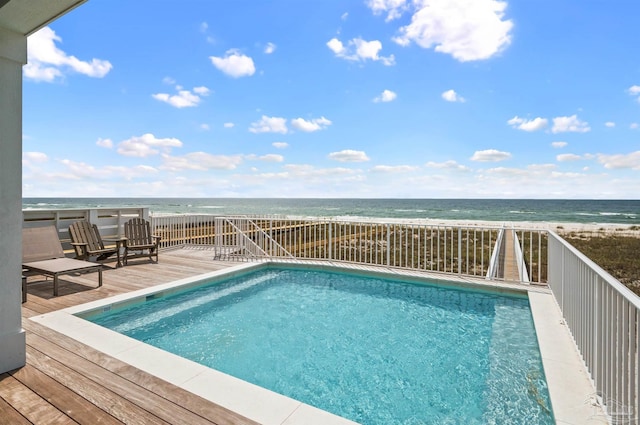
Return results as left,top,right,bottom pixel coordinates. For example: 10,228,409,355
548,230,640,307
486,227,504,280
512,229,530,283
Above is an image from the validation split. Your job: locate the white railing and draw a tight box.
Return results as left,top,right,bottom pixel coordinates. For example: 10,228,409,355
548,231,639,424
23,208,638,422
486,228,505,280
150,214,548,283
23,207,149,254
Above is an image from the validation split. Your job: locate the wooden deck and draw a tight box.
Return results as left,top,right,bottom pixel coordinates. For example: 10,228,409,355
2,247,259,425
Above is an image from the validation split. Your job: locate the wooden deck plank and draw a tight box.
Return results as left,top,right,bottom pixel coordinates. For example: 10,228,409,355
0,372,78,425
26,344,171,425
26,332,238,425
9,364,123,425
0,375,32,425
13,249,254,425
23,320,259,425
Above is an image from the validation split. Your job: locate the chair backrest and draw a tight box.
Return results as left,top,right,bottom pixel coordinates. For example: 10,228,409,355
69,220,105,253
124,218,153,245
23,225,65,262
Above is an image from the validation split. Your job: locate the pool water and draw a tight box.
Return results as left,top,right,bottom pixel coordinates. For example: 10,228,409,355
88,267,555,424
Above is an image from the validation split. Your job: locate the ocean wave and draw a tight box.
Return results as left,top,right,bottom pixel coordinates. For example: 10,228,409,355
599,212,622,216
509,211,536,214
200,205,225,209
394,209,426,212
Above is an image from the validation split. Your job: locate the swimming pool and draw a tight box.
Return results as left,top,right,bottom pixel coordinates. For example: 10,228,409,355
83,266,555,425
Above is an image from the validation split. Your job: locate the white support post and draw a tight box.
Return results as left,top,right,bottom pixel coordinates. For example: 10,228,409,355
0,26,27,373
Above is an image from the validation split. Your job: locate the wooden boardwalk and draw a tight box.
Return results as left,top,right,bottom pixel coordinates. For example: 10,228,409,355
2,247,258,425
502,229,522,282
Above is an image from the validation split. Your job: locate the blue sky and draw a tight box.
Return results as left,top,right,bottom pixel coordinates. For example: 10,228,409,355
21,0,640,199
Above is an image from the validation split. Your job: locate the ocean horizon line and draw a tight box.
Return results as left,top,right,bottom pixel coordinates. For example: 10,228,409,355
22,197,640,226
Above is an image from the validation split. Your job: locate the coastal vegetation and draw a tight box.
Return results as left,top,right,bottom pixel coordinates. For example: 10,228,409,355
559,231,640,297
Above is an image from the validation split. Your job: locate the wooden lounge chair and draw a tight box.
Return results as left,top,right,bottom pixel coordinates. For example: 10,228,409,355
69,220,118,263
123,218,161,265
22,226,103,298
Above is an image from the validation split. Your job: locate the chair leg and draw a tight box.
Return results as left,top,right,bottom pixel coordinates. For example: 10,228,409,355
22,275,27,303
98,268,103,287
53,275,59,297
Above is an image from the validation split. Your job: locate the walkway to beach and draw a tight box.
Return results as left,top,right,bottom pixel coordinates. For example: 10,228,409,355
502,229,522,281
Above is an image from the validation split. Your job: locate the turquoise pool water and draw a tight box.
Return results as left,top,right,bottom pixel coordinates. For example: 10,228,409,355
87,267,555,424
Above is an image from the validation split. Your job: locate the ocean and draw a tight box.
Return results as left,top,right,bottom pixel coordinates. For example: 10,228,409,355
22,198,640,226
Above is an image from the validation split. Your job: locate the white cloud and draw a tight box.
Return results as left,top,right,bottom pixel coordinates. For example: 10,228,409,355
193,86,210,95
264,42,277,54
160,152,243,171
507,116,548,131
116,133,183,157
272,142,288,149
551,141,567,148
441,89,465,103
631,123,639,130
200,22,208,33
224,122,235,128
23,152,49,166
597,151,640,170
152,85,210,108
391,0,513,62
551,115,590,133
290,117,332,132
556,153,583,162
25,27,112,82
327,38,346,55
628,85,640,102
247,153,284,162
96,138,113,148
425,160,471,171
327,37,395,66
328,150,370,162
370,165,418,173
605,121,615,128
249,116,288,134
367,0,409,21
199,124,210,131
210,49,256,78
470,149,511,162
374,89,397,103
341,12,349,21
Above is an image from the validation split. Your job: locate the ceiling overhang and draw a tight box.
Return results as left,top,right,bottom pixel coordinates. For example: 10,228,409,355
0,0,87,36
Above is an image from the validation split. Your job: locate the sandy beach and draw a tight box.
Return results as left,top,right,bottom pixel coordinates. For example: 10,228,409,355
332,216,640,238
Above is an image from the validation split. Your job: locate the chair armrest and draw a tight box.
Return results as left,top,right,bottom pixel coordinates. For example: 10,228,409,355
70,242,88,246
152,235,162,242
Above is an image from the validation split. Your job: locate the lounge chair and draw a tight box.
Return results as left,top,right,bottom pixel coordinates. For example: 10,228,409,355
22,225,103,298
69,220,118,263
123,218,161,265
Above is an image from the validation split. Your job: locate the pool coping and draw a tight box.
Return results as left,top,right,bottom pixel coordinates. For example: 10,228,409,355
28,261,607,425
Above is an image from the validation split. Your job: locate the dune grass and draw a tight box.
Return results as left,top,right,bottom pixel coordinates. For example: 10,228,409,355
560,232,640,297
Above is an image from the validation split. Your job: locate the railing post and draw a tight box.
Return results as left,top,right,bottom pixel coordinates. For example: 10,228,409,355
458,228,462,275
386,224,390,266
328,221,333,260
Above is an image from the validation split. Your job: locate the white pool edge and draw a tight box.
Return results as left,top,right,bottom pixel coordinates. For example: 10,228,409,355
28,261,606,425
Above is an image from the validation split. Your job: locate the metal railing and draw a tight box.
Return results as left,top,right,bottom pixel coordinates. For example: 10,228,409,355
21,208,638,422
548,231,639,424
150,214,548,284
23,207,149,254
